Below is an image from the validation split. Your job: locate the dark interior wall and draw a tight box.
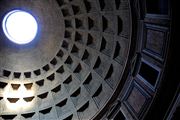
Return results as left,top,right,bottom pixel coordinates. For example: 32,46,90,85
100,0,178,120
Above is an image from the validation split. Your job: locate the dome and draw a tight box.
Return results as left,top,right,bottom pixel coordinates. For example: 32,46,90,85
0,0,177,120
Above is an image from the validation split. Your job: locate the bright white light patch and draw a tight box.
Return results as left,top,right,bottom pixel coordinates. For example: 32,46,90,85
3,83,35,111
2,10,38,44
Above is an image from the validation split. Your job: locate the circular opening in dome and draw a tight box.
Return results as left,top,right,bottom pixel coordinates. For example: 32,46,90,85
2,10,38,44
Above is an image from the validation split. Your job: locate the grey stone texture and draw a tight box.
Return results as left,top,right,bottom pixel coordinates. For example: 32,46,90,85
0,0,132,119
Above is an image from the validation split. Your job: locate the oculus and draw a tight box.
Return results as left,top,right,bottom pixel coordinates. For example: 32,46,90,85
2,10,38,44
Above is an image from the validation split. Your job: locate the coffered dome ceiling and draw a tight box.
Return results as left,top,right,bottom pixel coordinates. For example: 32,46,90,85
0,0,132,119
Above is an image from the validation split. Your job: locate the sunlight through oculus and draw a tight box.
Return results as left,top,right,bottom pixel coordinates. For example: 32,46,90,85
2,10,38,44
